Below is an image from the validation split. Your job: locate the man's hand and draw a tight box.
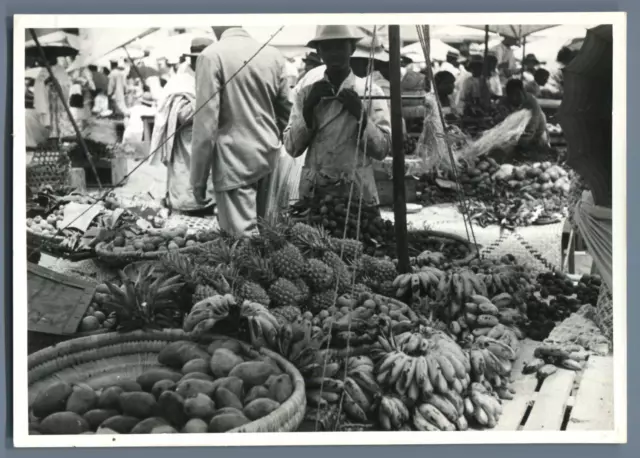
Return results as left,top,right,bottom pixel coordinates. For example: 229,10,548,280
338,88,364,120
193,186,208,206
303,80,335,127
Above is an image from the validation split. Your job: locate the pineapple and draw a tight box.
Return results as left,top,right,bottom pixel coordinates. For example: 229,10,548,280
330,237,364,261
350,283,372,296
268,278,301,307
291,222,322,240
294,278,311,304
373,258,398,284
304,259,335,292
271,305,302,325
193,284,219,304
322,251,353,294
236,280,271,306
309,290,337,314
269,243,306,280
378,281,397,298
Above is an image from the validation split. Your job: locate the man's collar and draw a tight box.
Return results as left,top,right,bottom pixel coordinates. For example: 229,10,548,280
220,28,250,40
322,69,356,92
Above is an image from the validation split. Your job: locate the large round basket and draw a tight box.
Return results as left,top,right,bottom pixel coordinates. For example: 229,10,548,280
28,330,306,433
94,241,212,269
404,229,479,264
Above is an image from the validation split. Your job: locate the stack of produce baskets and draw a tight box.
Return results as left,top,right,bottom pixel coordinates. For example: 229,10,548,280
28,330,306,434
26,143,71,191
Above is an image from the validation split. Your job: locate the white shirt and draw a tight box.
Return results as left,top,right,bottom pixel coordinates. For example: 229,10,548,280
439,61,460,77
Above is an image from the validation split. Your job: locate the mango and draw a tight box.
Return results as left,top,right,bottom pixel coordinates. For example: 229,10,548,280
267,375,294,404
213,376,244,400
99,415,140,434
66,384,98,415
182,418,208,433
182,358,210,375
39,412,90,435
158,341,210,369
207,339,243,355
32,381,73,418
175,379,217,399
97,386,124,410
209,349,243,378
243,398,280,421
183,393,216,420
156,391,188,429
151,425,178,434
136,369,183,392
211,407,245,418
130,417,169,434
244,386,270,406
208,413,250,433
213,387,243,411
83,409,119,430
228,361,275,387
114,380,143,392
151,380,177,399
95,427,119,434
180,372,214,383
119,392,157,418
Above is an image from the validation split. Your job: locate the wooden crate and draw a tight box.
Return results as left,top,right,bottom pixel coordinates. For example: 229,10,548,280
375,176,418,207
81,157,128,188
472,339,614,432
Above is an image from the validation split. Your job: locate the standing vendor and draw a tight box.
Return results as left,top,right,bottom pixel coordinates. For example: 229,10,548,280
498,78,549,149
491,35,519,84
150,37,216,216
283,25,391,206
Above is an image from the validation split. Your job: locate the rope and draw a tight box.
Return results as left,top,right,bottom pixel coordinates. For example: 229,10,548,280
27,27,285,259
512,231,559,272
313,28,379,431
415,25,480,254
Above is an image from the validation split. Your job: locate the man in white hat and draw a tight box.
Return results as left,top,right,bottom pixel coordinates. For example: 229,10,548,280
150,37,217,216
490,35,519,84
283,25,391,206
439,49,461,77
190,26,292,236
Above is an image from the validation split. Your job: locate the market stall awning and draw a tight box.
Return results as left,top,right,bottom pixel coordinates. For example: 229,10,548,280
557,24,613,207
463,24,559,40
67,28,160,71
430,25,498,44
401,39,458,62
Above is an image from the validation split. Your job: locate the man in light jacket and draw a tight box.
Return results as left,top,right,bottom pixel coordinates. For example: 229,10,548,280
190,26,292,236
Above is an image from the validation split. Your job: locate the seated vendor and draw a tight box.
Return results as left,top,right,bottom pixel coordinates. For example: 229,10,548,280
498,78,549,149
283,25,392,206
434,70,458,119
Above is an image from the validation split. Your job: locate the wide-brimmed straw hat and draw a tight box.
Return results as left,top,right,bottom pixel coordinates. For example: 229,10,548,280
302,52,323,65
306,25,364,49
351,35,389,62
445,49,460,60
523,53,540,65
184,37,215,57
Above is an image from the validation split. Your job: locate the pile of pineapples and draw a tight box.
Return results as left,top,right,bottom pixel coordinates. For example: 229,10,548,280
162,220,402,323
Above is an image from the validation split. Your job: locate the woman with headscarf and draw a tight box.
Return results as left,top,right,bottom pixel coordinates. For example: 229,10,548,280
150,37,216,215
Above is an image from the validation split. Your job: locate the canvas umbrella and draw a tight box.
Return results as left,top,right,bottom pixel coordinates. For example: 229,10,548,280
463,24,558,40
25,30,80,59
557,24,613,208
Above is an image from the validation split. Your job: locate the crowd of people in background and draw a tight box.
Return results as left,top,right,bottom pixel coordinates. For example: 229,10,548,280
24,25,581,236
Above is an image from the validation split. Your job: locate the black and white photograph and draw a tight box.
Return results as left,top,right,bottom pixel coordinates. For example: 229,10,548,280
13,13,626,447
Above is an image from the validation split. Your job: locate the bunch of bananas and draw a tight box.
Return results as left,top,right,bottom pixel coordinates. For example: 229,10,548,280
244,304,283,350
378,395,411,430
392,266,447,298
466,382,503,428
413,395,469,431
277,316,326,367
304,359,344,409
375,329,471,404
474,266,535,298
468,335,518,399
183,294,236,336
522,343,586,378
410,251,449,269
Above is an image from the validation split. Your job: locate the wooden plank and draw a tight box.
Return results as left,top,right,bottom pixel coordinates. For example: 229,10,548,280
511,338,540,378
567,356,614,431
495,375,538,431
522,368,576,431
27,263,95,335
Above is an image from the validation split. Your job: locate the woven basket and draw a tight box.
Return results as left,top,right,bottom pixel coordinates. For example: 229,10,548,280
94,241,213,269
26,148,71,190
28,330,306,433
26,229,95,261
596,282,613,344
405,229,479,264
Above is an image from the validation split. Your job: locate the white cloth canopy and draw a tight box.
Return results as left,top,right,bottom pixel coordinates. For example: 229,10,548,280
401,39,459,62
463,24,559,39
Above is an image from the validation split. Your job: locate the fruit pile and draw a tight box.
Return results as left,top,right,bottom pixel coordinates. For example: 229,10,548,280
29,338,295,435
100,225,206,254
418,158,573,227
403,134,419,157
522,343,586,380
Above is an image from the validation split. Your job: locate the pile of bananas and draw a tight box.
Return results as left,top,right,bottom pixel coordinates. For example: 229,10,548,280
375,328,471,403
469,257,537,299
452,294,526,341
468,334,518,399
378,395,411,430
466,382,504,428
393,267,488,304
183,294,238,336
276,316,327,367
522,344,585,380
413,396,469,431
306,356,382,424
409,251,450,270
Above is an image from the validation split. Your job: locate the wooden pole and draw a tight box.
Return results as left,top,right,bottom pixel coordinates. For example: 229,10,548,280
481,25,491,106
388,25,410,274
28,29,103,190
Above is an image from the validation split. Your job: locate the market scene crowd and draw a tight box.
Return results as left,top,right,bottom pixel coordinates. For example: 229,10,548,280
24,23,615,436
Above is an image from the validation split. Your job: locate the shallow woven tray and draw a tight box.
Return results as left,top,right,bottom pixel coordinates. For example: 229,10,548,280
28,330,306,433
94,240,214,269
27,229,96,261
405,229,480,265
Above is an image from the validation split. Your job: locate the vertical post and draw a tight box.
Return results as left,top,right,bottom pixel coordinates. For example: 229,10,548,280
481,25,491,106
388,25,410,274
521,36,527,79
